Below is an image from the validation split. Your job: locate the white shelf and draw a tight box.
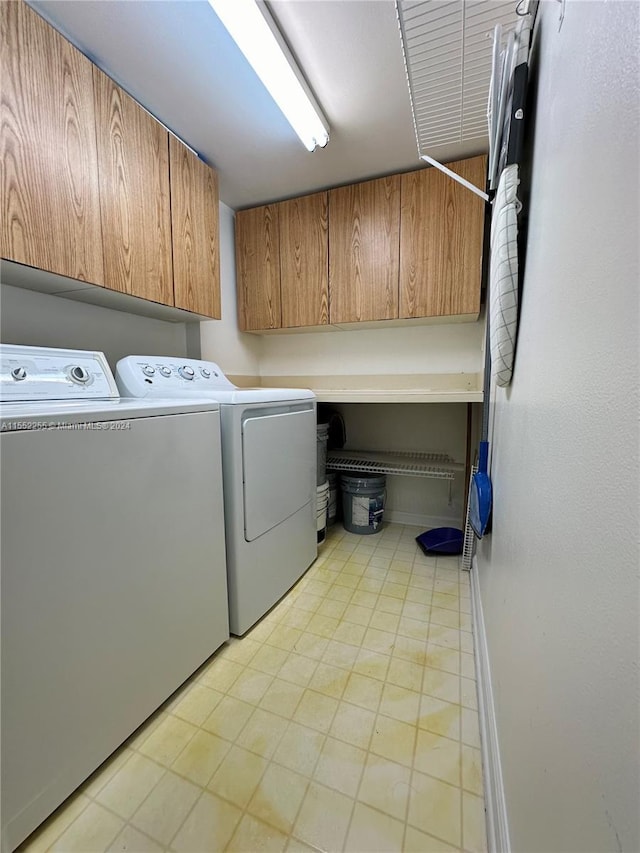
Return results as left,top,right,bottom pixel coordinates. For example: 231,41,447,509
327,450,463,480
314,389,483,403
259,373,484,404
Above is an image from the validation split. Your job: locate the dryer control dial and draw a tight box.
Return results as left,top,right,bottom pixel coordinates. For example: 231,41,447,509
158,366,172,377
11,366,27,381
142,365,155,377
178,366,195,380
200,368,211,378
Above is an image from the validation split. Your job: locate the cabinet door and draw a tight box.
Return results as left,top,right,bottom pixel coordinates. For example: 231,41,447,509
235,205,281,331
93,68,173,305
169,137,220,318
329,176,400,323
400,155,486,319
279,191,328,328
0,1,104,284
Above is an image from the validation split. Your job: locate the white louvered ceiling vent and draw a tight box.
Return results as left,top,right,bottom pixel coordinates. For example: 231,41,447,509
396,0,519,152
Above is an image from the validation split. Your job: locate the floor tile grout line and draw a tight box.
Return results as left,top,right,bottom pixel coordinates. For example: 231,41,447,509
88,760,174,850
121,820,173,852
224,739,305,850
25,790,93,852
121,752,205,847
79,747,135,802
400,688,422,853
110,788,192,849
39,799,122,853
166,769,228,852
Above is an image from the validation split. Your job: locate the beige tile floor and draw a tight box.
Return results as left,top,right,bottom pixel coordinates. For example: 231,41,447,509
21,523,487,853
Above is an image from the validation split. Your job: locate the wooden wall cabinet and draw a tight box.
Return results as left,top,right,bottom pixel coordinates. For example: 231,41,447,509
279,191,328,328
0,0,105,285
235,157,485,333
329,176,400,323
93,67,173,306
2,2,222,320
235,159,485,332
400,155,487,319
235,191,329,331
235,204,281,331
169,136,221,318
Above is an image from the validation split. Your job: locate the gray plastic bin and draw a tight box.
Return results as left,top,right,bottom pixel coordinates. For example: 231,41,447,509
340,473,386,535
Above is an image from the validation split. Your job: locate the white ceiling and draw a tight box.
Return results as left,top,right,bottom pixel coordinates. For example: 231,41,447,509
30,0,489,210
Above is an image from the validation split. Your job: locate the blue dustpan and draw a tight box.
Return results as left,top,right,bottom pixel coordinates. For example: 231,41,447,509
415,527,463,556
469,440,492,538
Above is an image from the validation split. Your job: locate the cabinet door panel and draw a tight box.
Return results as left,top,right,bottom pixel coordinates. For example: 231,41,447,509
1,1,104,284
329,176,400,323
93,68,173,304
279,191,328,328
169,137,220,318
400,155,486,319
235,205,281,331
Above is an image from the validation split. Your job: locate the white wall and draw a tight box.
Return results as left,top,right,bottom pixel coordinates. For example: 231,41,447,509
0,283,189,370
200,202,260,376
477,3,639,852
258,318,485,377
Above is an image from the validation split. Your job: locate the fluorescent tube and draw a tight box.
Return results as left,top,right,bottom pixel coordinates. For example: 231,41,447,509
209,0,329,152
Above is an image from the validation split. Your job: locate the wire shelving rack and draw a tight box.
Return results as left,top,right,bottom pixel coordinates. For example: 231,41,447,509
326,450,463,481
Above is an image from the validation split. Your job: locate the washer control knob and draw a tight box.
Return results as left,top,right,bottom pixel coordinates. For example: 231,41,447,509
200,368,211,378
159,366,171,377
69,365,90,384
11,366,27,381
142,365,155,377
179,365,195,380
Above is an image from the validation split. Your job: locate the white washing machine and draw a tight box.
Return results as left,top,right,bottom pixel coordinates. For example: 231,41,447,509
0,345,229,851
117,356,317,635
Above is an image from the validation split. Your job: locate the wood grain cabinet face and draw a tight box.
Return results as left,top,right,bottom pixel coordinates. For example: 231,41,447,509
329,176,400,324
93,67,173,305
169,136,220,318
235,205,281,331
400,155,487,319
0,1,104,284
279,191,328,328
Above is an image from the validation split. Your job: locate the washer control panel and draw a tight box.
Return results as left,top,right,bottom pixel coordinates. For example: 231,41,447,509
116,356,236,399
0,345,118,402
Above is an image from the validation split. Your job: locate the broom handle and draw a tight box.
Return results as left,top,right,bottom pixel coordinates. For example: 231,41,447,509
481,309,491,442
478,440,489,474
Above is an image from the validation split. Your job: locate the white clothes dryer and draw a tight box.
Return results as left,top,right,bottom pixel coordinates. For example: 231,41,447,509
116,356,317,635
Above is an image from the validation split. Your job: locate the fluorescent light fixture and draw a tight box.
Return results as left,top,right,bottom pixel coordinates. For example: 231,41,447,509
209,0,329,152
